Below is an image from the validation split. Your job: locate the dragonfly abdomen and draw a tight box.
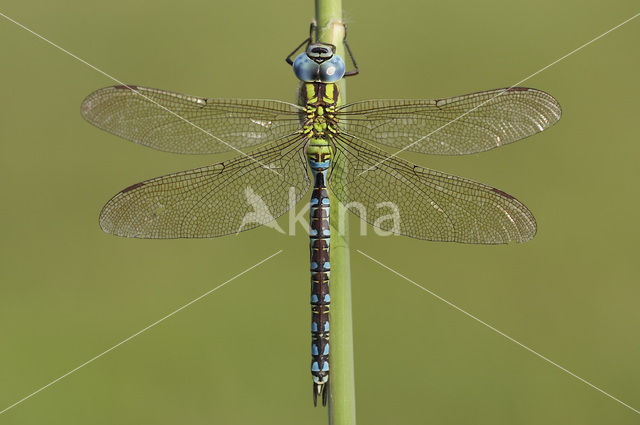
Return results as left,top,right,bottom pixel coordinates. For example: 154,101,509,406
303,81,339,407
307,137,332,407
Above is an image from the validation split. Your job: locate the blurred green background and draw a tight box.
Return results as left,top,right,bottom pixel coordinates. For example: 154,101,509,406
1,1,638,424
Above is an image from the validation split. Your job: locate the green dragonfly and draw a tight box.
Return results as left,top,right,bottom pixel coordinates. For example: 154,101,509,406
81,34,561,406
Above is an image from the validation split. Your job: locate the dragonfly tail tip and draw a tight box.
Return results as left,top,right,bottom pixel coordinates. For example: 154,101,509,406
312,382,328,407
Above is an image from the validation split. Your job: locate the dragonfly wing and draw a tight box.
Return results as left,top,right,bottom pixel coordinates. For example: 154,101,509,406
82,85,303,154
338,87,561,155
329,135,536,243
100,135,309,238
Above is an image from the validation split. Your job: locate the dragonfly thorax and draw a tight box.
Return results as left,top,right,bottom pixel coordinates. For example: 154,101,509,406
301,83,340,140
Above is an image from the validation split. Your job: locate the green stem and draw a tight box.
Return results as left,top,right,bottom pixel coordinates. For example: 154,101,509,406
314,1,357,424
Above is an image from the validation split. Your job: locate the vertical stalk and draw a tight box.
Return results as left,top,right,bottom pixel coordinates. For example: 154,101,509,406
314,1,357,424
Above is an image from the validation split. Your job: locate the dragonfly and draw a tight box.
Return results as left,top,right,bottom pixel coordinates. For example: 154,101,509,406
81,31,561,406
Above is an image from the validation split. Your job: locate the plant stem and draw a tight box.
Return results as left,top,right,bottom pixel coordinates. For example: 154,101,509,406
314,1,357,424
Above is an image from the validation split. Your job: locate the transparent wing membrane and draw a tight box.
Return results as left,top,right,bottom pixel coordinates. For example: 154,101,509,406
86,83,560,243
81,85,303,154
339,87,561,155
99,135,309,238
329,135,536,243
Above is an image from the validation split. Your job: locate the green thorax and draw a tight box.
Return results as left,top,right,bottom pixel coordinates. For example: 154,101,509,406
301,82,339,165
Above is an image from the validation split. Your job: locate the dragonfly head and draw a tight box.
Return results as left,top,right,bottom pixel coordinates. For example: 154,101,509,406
306,43,335,63
293,43,345,83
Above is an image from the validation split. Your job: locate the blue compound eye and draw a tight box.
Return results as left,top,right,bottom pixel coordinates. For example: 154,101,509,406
293,53,320,82
318,55,345,83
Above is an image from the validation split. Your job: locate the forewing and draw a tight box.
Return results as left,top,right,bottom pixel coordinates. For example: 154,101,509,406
338,87,561,155
81,85,303,154
100,135,309,238
329,135,536,243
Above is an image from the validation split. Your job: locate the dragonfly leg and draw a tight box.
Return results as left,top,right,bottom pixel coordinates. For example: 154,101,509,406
342,24,360,77
285,22,317,66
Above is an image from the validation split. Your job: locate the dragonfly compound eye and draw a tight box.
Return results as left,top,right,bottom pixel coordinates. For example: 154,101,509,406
293,52,321,82
318,55,345,83
293,52,345,83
